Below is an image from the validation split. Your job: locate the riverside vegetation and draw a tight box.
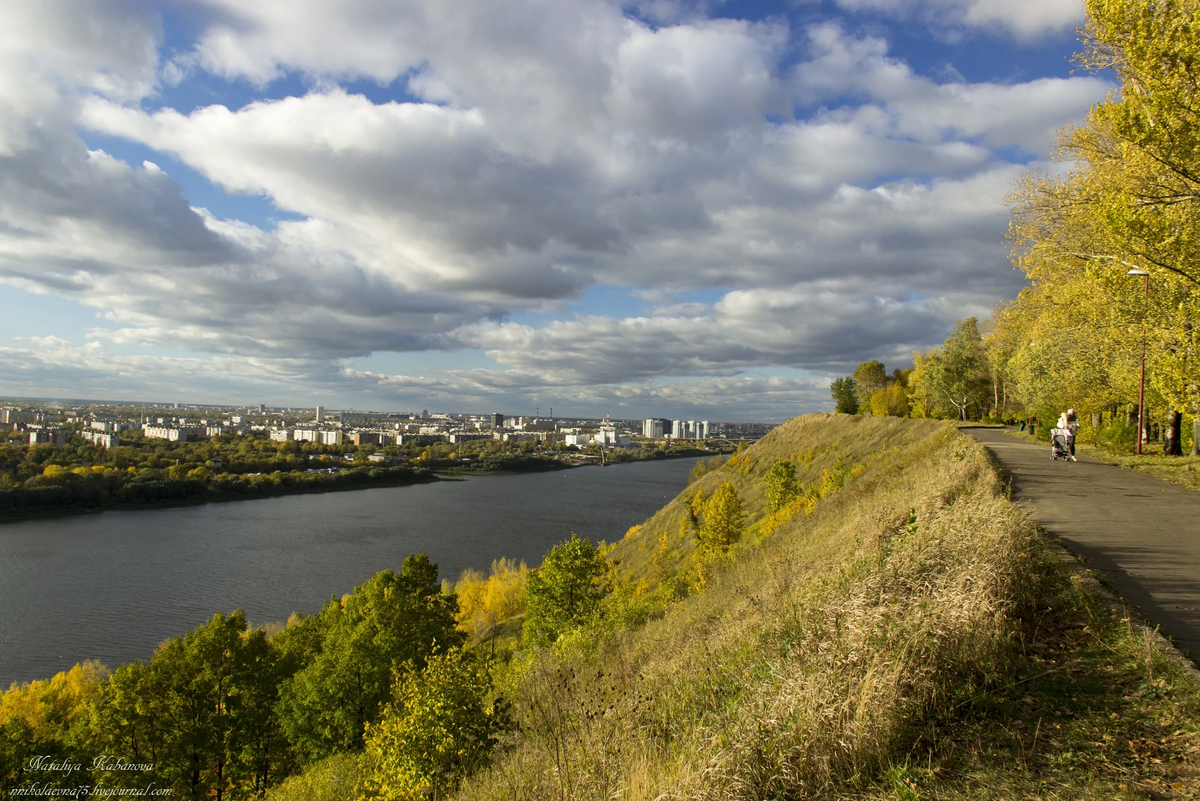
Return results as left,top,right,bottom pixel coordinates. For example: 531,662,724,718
3,414,1197,800
0,428,719,520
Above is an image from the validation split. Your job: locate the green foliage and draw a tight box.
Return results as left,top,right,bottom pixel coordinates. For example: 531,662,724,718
0,553,466,800
0,717,73,793
830,376,859,414
278,554,462,761
83,611,288,798
264,752,367,801
0,434,434,519
911,318,991,421
524,534,611,645
362,648,511,800
763,460,799,517
696,479,744,553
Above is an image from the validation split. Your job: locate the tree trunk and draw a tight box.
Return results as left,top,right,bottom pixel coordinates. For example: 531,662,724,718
1192,408,1200,456
1127,405,1139,427
1166,411,1183,455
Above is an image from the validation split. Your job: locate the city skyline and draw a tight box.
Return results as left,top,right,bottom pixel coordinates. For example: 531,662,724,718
0,0,1101,421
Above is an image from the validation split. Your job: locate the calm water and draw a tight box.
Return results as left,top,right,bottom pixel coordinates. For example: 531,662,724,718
0,458,699,685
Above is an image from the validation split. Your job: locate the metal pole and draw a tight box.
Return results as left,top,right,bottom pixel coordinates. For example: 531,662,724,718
1137,273,1148,454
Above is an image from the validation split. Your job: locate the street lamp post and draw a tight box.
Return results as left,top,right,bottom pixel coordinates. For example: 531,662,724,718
1128,269,1150,454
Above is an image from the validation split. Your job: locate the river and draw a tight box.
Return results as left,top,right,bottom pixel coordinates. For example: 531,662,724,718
0,457,699,686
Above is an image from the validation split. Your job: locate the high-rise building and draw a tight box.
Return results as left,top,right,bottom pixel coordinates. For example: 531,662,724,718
491,412,505,428
315,405,325,423
671,420,684,439
699,420,710,439
643,418,664,438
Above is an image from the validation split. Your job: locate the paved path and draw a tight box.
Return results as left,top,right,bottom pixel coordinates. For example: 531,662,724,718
963,426,1200,663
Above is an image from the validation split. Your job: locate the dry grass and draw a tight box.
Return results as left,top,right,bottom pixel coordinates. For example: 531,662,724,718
266,415,1200,800
454,417,1097,800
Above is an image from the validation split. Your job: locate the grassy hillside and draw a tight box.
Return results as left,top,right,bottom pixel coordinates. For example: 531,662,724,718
9,415,1196,799
255,414,1200,800
449,414,1200,800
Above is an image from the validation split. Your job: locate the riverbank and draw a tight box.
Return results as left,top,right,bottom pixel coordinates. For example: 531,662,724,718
0,468,443,523
0,464,441,523
0,446,728,523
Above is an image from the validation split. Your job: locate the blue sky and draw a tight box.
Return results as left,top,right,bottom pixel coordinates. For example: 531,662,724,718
0,0,1105,420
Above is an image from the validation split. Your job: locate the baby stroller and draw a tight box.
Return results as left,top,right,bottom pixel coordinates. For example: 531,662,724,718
1050,428,1073,461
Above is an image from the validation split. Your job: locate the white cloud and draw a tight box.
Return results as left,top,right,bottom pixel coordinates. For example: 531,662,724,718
0,0,1110,417
834,0,1083,40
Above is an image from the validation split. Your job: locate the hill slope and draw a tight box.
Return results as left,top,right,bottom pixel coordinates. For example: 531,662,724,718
452,415,1200,800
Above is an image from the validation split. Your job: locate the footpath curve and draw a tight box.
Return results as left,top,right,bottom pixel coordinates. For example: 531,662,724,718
962,425,1200,664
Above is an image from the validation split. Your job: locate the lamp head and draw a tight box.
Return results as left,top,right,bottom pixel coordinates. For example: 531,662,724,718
1127,269,1150,276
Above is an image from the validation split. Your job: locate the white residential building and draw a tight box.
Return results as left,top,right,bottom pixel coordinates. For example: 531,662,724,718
82,430,120,448
143,425,188,442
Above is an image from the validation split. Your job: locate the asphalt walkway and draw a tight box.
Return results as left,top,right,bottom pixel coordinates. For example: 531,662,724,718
963,426,1200,663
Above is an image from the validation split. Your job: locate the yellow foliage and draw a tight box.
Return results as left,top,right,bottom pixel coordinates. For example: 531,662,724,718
623,524,642,540
454,559,529,640
0,660,108,739
41,464,68,479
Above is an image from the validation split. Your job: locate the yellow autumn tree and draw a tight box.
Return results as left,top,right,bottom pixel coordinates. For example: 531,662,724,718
1004,0,1200,448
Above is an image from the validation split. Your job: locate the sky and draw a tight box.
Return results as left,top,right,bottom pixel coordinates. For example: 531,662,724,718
0,0,1107,420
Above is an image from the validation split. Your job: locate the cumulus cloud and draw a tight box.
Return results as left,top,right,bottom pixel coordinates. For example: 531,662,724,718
0,0,1111,417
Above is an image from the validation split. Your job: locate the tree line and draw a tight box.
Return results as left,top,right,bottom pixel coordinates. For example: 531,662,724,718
833,0,1200,454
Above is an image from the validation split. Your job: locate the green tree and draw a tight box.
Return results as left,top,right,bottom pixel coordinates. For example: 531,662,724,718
920,319,992,421
278,554,462,761
524,533,611,645
86,611,282,800
764,460,799,516
830,376,859,414
362,648,511,800
697,480,744,554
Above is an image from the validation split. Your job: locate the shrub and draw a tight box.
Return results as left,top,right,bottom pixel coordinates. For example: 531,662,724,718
362,648,511,800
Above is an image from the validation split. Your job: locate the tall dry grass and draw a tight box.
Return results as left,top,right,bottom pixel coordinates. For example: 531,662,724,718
455,418,1042,800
